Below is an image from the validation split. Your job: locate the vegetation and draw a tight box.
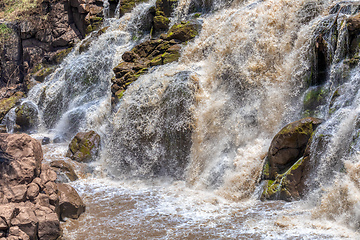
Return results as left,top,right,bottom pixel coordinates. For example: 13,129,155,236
0,0,39,20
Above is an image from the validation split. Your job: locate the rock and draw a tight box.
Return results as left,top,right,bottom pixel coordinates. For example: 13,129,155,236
34,206,60,240
122,51,139,62
0,125,7,133
40,164,58,186
50,160,78,182
165,21,199,42
0,133,42,186
4,185,27,203
10,206,38,240
347,13,360,34
0,92,24,123
119,0,148,15
267,117,323,179
8,226,30,240
41,137,50,145
66,131,101,163
261,117,323,201
26,183,40,200
154,15,170,31
15,102,39,132
57,183,85,219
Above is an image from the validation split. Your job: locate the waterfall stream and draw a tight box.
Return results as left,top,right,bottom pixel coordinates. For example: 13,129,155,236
6,0,360,238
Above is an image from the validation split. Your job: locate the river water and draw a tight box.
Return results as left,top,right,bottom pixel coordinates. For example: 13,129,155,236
14,0,360,238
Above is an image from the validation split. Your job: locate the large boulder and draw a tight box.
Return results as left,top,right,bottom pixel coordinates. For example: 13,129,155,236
50,160,78,182
261,117,323,201
0,133,42,186
66,130,101,163
57,183,86,220
266,117,323,179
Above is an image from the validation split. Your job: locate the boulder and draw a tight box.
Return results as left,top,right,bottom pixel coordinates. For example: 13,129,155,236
57,183,85,219
266,117,323,179
165,21,199,42
34,206,61,240
15,102,39,132
10,206,38,240
261,117,323,201
50,160,78,182
66,130,101,163
0,133,42,186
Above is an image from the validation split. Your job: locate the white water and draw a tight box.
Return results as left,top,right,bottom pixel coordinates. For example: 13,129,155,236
10,0,360,238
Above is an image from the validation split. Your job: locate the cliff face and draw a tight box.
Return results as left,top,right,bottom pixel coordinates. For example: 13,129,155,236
0,0,116,96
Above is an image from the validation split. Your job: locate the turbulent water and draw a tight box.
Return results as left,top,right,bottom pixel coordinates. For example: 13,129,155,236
8,0,360,238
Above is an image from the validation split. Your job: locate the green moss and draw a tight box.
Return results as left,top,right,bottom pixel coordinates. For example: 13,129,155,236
162,51,180,64
150,55,163,66
116,90,125,100
0,23,12,40
0,92,24,122
194,13,201,18
120,0,147,15
53,48,73,64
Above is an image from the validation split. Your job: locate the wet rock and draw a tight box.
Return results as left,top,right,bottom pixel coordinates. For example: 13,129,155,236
57,183,86,219
119,0,148,15
66,130,101,163
347,13,360,34
0,92,24,122
50,160,78,182
261,117,323,201
165,21,199,42
267,117,323,179
15,102,39,132
41,137,50,145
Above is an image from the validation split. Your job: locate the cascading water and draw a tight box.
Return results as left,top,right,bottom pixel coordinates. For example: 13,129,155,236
9,0,360,238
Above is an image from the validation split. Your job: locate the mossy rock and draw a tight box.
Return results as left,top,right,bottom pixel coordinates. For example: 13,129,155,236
0,92,24,122
261,156,307,201
52,47,73,64
302,86,329,117
32,65,56,82
267,117,322,179
165,21,199,42
15,101,39,132
66,131,101,163
154,15,170,31
119,0,148,15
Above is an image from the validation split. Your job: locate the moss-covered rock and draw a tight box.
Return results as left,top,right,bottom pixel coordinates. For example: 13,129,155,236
0,92,24,122
302,86,329,117
267,117,322,179
66,131,101,163
261,117,323,201
165,21,199,42
119,0,148,15
154,15,170,31
15,101,39,132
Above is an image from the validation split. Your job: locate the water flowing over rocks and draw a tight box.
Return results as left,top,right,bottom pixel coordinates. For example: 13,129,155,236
0,133,85,239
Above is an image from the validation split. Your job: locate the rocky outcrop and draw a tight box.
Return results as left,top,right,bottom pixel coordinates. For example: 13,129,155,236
66,130,101,163
111,21,200,105
14,101,39,133
0,133,85,239
261,117,323,201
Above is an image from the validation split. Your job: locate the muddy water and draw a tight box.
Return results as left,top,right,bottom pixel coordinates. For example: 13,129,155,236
35,141,358,240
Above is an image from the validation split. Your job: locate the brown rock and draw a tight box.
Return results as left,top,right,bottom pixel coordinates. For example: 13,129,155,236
40,164,57,185
0,133,42,186
0,204,17,228
34,206,60,240
8,226,30,240
26,183,40,200
122,51,139,62
57,183,85,219
5,185,27,203
11,206,37,240
267,117,323,179
348,13,360,33
50,160,78,182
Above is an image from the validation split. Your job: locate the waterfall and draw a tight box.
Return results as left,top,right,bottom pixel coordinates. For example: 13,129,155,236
7,0,360,238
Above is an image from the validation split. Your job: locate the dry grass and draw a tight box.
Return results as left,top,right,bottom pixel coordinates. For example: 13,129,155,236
0,0,39,20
